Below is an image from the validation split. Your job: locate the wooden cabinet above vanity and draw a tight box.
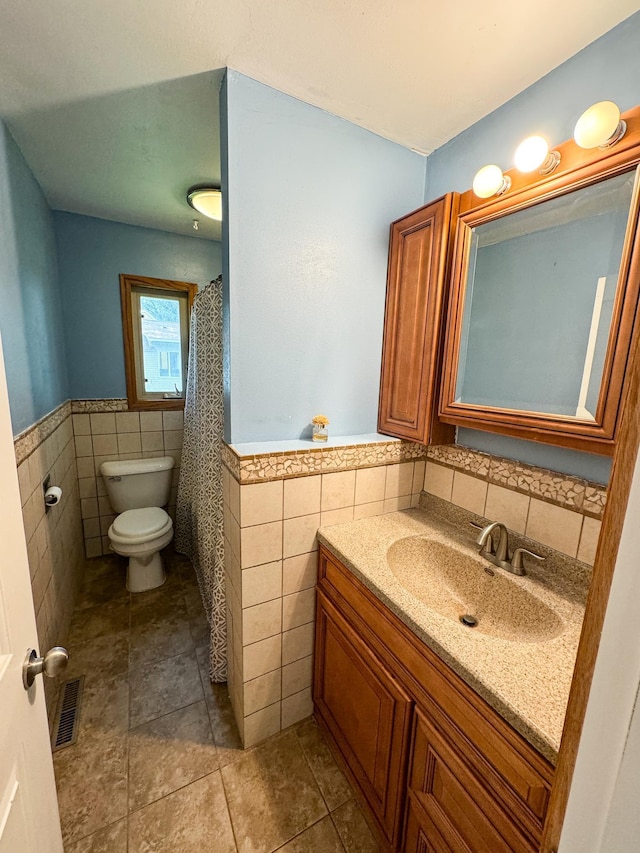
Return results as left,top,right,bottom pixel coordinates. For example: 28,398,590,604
379,105,640,454
378,194,459,445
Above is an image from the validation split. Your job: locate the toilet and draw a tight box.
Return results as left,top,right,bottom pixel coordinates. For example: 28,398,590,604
100,456,175,592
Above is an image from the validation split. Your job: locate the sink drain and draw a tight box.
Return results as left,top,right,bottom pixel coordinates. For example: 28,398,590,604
459,614,478,628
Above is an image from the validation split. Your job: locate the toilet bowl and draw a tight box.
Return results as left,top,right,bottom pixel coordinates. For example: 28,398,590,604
108,506,174,592
100,456,175,592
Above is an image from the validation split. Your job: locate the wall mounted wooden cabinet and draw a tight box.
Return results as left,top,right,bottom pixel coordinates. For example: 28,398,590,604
314,546,554,852
378,195,459,445
439,106,640,455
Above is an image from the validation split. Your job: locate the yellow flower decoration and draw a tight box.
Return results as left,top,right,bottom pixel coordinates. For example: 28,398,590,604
312,414,330,426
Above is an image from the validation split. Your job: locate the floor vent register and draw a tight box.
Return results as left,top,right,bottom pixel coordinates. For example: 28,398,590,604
51,675,84,751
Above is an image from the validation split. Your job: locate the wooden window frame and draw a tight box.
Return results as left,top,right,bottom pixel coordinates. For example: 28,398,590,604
119,274,197,411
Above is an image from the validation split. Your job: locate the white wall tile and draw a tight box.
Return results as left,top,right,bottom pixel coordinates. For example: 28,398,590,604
241,521,283,569
117,432,142,455
526,499,583,557
90,413,116,434
115,412,140,433
242,598,282,645
74,435,93,458
321,506,354,527
243,634,282,682
354,466,387,505
282,655,313,699
162,411,184,431
384,462,414,499
424,461,453,501
484,484,530,534
141,431,164,452
243,670,281,716
412,460,426,495
241,561,282,608
92,433,118,456
281,688,313,729
283,514,319,558
140,411,163,432
284,475,321,518
282,588,316,631
243,702,281,748
321,470,356,511
282,622,315,666
240,480,283,527
578,516,601,565
72,414,91,435
451,471,488,516
282,552,317,595
383,496,411,514
353,501,385,520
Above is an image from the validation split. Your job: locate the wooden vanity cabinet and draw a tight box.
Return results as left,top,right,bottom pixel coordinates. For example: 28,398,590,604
314,545,554,852
378,194,459,445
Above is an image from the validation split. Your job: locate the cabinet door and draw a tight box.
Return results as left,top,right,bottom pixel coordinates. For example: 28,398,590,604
378,194,458,444
409,710,536,853
314,591,412,847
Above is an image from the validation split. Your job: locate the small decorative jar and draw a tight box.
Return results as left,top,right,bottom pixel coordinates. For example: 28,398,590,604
311,414,330,442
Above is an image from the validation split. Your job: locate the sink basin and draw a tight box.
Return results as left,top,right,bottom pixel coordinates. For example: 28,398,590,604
386,537,563,643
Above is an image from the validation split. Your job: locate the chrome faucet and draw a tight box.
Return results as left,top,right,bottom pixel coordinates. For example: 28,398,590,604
471,521,544,576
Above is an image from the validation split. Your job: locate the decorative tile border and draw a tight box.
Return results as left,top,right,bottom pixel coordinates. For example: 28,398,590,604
14,401,72,465
222,439,427,483
426,445,607,518
71,398,128,414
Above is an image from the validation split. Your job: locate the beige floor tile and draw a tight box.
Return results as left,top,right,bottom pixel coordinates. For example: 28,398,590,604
222,729,327,853
128,700,219,811
296,719,352,812
74,562,129,610
129,600,194,669
276,816,345,852
64,818,128,852
331,799,381,853
75,674,130,743
128,771,236,853
65,630,130,684
129,651,204,728
54,733,128,845
203,680,245,767
67,599,130,644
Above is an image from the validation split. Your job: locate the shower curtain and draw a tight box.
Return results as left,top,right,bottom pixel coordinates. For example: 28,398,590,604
175,275,227,682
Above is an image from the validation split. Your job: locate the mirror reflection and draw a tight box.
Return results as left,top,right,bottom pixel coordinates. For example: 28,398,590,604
455,169,637,420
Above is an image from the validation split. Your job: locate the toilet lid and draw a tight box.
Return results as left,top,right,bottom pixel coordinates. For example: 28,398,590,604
112,507,170,539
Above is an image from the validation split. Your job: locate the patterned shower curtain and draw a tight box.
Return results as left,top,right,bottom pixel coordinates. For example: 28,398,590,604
175,275,227,682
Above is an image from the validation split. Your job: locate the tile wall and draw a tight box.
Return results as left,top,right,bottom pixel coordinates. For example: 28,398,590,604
72,406,184,557
222,450,425,748
14,403,85,714
423,449,605,565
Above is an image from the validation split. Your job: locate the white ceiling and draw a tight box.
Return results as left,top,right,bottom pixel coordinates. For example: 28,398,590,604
0,1,637,240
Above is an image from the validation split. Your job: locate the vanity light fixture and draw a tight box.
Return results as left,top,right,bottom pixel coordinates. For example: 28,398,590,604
514,135,561,175
472,164,511,199
574,101,627,149
186,185,222,221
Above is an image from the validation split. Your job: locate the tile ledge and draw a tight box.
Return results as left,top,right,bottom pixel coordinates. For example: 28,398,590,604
230,433,399,458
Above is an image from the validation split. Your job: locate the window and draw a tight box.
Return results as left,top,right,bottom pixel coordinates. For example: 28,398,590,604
120,274,197,410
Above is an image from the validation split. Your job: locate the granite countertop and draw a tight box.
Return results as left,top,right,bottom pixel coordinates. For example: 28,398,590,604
317,504,589,764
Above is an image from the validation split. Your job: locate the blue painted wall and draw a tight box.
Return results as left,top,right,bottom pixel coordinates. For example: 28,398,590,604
223,70,427,443
425,12,640,483
0,120,69,435
54,212,222,399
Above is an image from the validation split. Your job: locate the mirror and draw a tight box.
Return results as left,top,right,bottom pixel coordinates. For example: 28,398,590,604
440,122,640,455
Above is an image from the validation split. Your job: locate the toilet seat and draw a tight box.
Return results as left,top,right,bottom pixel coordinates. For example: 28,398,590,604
110,507,172,545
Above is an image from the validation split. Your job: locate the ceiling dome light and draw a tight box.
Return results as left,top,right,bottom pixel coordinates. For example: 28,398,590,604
574,101,627,150
186,185,222,221
514,135,561,175
472,165,511,199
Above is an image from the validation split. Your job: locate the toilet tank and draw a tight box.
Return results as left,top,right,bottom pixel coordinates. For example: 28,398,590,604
100,456,174,513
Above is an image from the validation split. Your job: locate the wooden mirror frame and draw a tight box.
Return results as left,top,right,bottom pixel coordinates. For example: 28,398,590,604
439,105,640,456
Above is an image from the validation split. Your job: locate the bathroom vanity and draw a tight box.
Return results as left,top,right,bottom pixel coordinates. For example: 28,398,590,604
313,507,588,852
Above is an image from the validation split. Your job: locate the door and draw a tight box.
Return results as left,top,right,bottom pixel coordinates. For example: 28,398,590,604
0,334,63,852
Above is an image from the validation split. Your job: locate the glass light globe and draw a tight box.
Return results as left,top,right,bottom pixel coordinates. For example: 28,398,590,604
574,101,625,149
514,136,550,172
472,165,510,199
187,188,222,221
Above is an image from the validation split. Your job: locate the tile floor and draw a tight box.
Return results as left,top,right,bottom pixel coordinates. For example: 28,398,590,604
53,550,380,852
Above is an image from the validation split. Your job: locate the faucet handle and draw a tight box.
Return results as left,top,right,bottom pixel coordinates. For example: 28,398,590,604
511,547,545,572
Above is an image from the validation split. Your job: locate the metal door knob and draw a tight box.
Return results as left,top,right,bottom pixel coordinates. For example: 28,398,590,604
23,646,69,689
